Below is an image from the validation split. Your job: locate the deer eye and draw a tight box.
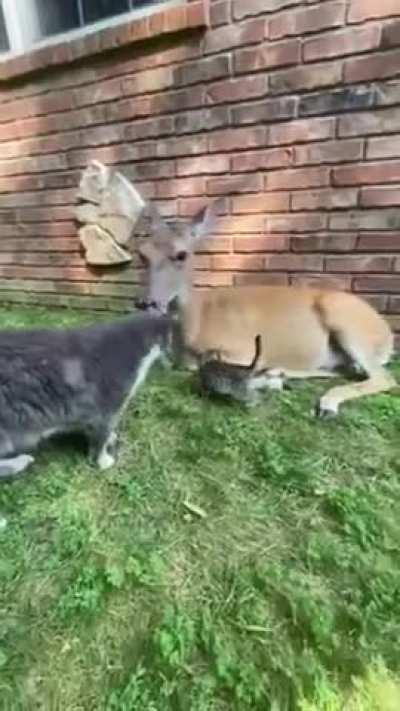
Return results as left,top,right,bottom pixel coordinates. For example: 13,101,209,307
171,251,187,262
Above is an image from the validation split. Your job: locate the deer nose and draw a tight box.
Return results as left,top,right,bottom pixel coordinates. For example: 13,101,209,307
134,298,161,312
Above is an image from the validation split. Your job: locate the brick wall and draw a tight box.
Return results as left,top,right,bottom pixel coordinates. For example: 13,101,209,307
0,0,399,345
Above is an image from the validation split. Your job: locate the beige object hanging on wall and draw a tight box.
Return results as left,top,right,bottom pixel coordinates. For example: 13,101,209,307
76,161,146,266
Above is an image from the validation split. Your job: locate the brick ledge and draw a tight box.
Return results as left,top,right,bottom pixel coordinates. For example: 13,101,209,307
0,1,209,83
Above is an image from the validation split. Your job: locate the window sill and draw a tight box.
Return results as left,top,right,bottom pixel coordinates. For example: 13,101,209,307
0,1,209,82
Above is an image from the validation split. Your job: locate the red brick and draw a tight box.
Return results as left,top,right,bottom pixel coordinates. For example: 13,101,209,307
206,76,267,104
186,1,208,28
123,68,174,97
0,188,76,208
232,97,296,126
68,144,138,169
212,254,265,270
165,5,189,32
361,187,400,207
354,276,400,292
344,50,400,83
303,26,380,62
74,78,122,107
232,147,293,171
382,20,400,48
125,160,175,180
292,233,358,252
132,181,156,199
193,254,212,270
156,135,207,158
0,154,69,177
177,155,230,176
179,196,220,217
198,236,232,253
233,234,290,251
0,265,108,282
264,254,323,270
0,91,73,122
0,222,76,238
152,199,178,219
387,315,400,331
234,272,288,286
16,206,73,222
151,87,204,115
233,0,301,20
124,117,175,141
194,272,233,287
269,62,342,94
267,213,327,232
215,215,266,233
361,294,388,311
173,55,231,87
339,108,400,137
175,107,229,134
358,233,400,251
0,238,78,253
269,2,346,39
157,177,206,199
1,131,80,160
348,0,400,23
210,1,231,27
375,81,400,107
330,209,400,230
333,161,400,186
204,19,265,54
269,117,335,146
0,175,38,193
232,192,290,213
235,40,300,73
291,274,352,289
209,127,267,152
80,124,125,147
325,255,393,272
367,136,400,159
207,174,263,195
292,188,358,211
266,166,330,190
388,296,400,312
295,139,363,166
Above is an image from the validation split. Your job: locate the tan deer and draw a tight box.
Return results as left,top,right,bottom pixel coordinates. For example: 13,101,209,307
136,202,396,416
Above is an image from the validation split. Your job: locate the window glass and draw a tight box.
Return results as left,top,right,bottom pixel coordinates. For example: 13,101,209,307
82,0,129,25
131,0,165,6
35,0,81,38
0,1,9,52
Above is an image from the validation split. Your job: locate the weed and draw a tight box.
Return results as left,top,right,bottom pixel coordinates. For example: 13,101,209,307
0,306,399,710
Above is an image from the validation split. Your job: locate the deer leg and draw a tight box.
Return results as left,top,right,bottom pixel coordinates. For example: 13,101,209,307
283,369,337,379
316,367,396,417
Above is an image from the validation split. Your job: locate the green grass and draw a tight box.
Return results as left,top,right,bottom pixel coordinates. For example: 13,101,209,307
0,304,400,711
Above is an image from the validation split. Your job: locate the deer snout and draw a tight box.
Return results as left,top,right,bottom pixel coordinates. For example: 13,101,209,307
134,298,166,314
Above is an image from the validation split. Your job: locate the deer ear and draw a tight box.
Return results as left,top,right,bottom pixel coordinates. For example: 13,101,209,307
189,200,221,243
146,202,167,232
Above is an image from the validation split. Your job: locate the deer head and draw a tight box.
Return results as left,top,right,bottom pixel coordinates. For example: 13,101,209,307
136,201,219,314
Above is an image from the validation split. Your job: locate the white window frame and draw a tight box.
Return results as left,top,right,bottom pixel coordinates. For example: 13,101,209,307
0,0,180,59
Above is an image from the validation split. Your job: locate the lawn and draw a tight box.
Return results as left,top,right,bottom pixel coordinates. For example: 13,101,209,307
0,306,400,711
